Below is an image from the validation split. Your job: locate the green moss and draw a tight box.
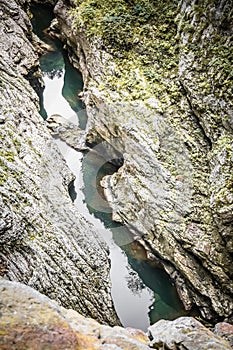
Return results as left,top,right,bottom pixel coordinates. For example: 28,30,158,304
0,150,16,185
12,138,21,153
0,172,8,185
72,0,180,101
73,0,160,52
178,7,233,100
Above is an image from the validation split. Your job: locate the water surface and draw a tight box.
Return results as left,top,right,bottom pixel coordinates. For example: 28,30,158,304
31,4,84,125
31,4,188,331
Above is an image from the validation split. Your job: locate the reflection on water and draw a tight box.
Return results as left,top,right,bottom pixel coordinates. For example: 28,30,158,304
82,151,188,327
31,4,84,124
53,140,154,331
31,3,189,332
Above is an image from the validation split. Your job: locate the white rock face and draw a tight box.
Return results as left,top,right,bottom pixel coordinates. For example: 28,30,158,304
53,0,233,321
148,317,232,350
0,0,119,326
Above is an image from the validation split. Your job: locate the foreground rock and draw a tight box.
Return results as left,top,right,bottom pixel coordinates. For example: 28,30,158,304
53,0,233,321
214,322,233,347
0,279,232,350
0,0,119,326
149,317,232,350
0,279,149,350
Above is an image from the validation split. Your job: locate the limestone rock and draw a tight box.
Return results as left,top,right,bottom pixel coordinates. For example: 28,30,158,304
53,0,233,321
0,279,231,350
0,0,119,326
214,322,233,347
0,279,149,350
148,317,231,350
46,114,88,150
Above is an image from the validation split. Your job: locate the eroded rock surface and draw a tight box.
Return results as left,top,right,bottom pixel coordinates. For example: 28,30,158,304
148,317,232,350
46,114,88,150
0,0,119,326
215,322,233,347
0,279,150,350
53,0,233,321
0,279,232,350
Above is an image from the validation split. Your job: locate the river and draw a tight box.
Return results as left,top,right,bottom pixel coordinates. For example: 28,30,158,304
31,4,187,331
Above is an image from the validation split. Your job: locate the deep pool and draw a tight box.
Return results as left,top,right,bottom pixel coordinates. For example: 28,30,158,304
31,4,188,331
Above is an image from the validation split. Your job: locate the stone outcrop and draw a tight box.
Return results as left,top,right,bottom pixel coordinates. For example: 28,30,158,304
0,279,232,350
214,322,233,347
0,279,149,350
148,317,232,350
0,0,119,326
52,0,233,321
46,114,88,150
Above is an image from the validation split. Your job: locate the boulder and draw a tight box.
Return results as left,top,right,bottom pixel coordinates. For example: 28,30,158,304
0,279,149,350
148,317,231,350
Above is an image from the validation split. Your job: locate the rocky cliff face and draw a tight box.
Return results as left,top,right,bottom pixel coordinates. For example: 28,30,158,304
0,0,119,326
52,0,233,321
0,279,232,350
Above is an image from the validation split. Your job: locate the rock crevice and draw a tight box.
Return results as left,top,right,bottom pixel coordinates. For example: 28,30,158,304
52,0,233,321
0,0,119,326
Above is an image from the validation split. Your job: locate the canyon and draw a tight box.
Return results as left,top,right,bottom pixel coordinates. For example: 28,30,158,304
52,0,233,322
0,0,232,348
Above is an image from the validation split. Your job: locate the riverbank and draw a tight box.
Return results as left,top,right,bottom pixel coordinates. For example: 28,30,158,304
52,0,233,322
0,0,119,326
0,0,232,348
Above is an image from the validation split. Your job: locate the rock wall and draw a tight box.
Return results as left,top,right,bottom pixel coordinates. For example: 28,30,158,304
0,0,119,326
53,0,233,321
0,279,232,350
177,0,233,250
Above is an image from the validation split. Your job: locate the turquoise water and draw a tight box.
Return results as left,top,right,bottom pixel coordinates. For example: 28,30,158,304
31,5,84,126
31,4,189,331
81,151,187,326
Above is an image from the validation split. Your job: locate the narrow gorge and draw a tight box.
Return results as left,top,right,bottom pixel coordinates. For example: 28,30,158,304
0,0,232,349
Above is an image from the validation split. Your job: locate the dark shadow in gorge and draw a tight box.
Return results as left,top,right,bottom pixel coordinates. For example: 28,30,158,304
31,3,85,125
31,2,193,327
81,147,191,323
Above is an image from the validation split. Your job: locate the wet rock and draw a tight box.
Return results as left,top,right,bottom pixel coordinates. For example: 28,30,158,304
148,317,232,350
0,0,119,326
46,114,88,150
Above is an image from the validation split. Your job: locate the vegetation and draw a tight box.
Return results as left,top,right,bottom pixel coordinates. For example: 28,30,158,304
72,0,232,111
72,0,180,101
176,3,233,100
71,0,233,237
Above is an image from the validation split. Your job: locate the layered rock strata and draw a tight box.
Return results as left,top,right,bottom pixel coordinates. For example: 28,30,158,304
52,0,233,321
0,0,119,326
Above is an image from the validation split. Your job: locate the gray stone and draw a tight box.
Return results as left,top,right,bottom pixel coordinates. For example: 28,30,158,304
1,279,231,350
0,0,119,326
0,279,150,350
214,322,233,347
148,317,231,350
52,0,233,321
46,114,88,150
